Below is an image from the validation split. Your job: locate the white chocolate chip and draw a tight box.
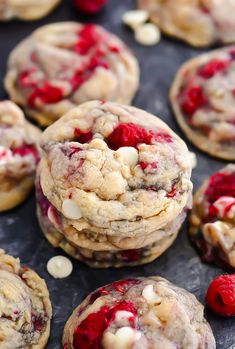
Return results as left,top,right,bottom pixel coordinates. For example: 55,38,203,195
47,256,73,279
116,147,138,166
142,284,162,305
135,23,161,46
122,10,149,30
62,199,82,220
89,138,107,150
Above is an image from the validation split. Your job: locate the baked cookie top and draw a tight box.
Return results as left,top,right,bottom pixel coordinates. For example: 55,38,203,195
170,47,235,160
138,0,235,47
0,250,52,348
0,101,41,182
5,22,140,126
38,101,193,237
190,164,235,269
0,0,60,21
63,277,215,349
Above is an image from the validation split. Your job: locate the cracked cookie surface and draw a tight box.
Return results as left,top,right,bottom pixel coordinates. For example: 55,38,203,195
0,101,41,211
170,46,235,160
138,0,235,47
0,0,60,21
63,276,215,349
5,22,139,126
190,164,235,270
0,250,52,348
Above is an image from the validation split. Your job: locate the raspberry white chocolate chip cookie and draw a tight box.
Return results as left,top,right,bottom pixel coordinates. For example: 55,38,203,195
0,250,52,348
36,101,193,267
138,0,235,47
0,101,41,212
5,22,140,127
0,0,60,21
63,277,215,349
170,47,235,160
190,165,235,270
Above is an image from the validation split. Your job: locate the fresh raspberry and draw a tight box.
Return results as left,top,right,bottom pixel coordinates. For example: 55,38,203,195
28,83,63,107
199,59,230,79
206,274,235,316
74,128,93,143
180,85,205,116
106,123,171,150
73,301,137,349
12,144,40,163
73,0,107,14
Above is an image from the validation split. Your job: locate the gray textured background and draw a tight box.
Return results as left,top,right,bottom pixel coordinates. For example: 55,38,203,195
0,0,234,348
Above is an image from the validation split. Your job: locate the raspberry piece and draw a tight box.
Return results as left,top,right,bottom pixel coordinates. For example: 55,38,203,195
89,279,140,303
106,123,171,150
206,274,235,316
199,59,230,79
74,128,93,143
74,25,97,55
73,301,137,349
73,0,107,14
180,85,205,116
205,172,235,204
120,249,141,262
19,68,38,88
28,83,63,107
12,144,40,163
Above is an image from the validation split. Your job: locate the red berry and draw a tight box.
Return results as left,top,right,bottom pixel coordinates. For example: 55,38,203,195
74,128,93,143
73,301,137,349
73,0,107,14
28,83,63,107
180,85,205,116
205,171,235,204
12,144,40,163
206,274,235,316
106,123,171,150
199,59,230,79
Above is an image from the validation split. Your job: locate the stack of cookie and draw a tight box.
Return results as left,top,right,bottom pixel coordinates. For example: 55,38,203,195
36,101,194,267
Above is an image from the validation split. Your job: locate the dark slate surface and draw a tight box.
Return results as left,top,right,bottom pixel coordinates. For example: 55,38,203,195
0,0,234,348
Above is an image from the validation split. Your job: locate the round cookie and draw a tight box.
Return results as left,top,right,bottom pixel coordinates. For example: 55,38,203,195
0,0,60,21
0,101,41,212
63,277,215,349
190,164,235,270
0,249,52,348
36,101,193,267
170,46,235,160
138,0,235,47
5,22,140,127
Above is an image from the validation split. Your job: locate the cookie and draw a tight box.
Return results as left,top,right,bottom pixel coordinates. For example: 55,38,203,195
138,0,235,47
190,164,235,270
170,47,235,160
0,0,60,21
0,249,52,348
36,101,193,267
5,22,140,126
0,101,41,212
63,277,215,349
